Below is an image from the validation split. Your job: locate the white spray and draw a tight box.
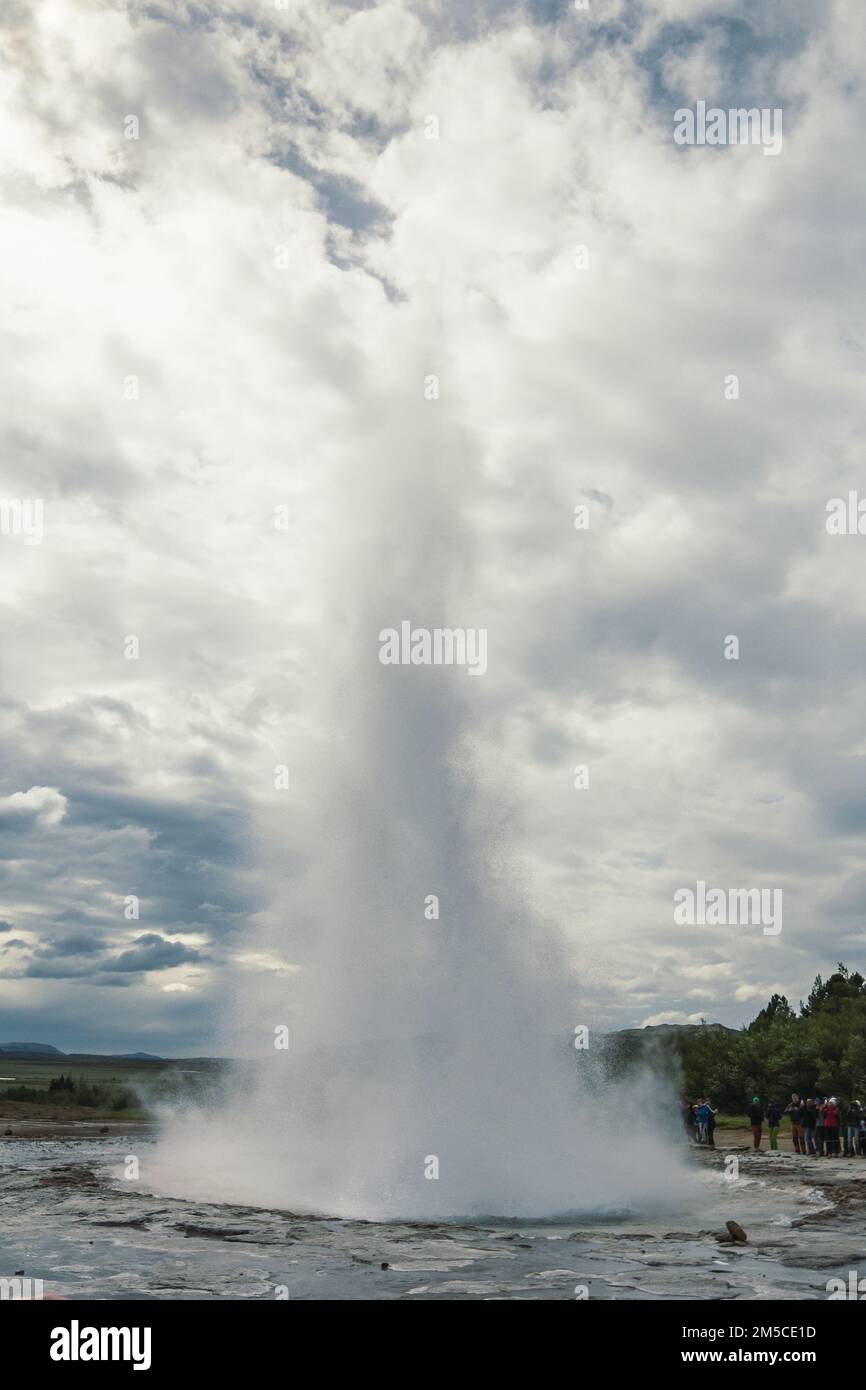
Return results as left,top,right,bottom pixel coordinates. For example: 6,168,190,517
151,329,691,1221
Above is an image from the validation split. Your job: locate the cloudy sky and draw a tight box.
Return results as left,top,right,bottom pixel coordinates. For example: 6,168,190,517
0,0,864,1055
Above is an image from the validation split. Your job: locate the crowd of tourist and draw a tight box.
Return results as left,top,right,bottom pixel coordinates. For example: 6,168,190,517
683,1094,866,1155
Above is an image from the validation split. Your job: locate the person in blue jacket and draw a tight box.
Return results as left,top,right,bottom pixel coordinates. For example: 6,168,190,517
766,1098,782,1150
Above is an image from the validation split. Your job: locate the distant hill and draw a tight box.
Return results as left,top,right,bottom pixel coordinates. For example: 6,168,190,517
614,1022,737,1040
0,1042,163,1061
601,1022,740,1080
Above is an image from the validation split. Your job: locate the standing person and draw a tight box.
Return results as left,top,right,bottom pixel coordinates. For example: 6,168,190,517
748,1096,764,1150
814,1094,826,1156
802,1097,818,1155
823,1097,841,1156
784,1094,804,1154
705,1099,718,1148
845,1100,861,1157
817,1095,828,1153
696,1098,710,1144
692,1100,706,1145
683,1100,697,1143
766,1099,782,1150
859,1110,866,1156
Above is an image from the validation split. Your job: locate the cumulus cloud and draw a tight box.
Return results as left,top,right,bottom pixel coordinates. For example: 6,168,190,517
0,786,68,827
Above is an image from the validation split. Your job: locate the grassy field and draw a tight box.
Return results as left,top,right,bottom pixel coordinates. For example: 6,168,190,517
0,1056,225,1127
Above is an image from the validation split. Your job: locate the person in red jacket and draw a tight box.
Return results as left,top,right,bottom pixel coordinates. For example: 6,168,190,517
822,1097,841,1156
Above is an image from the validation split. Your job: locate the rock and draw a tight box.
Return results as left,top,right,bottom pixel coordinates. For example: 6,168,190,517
726,1220,748,1244
37,1164,99,1189
90,1217,150,1230
176,1223,253,1240
782,1250,862,1269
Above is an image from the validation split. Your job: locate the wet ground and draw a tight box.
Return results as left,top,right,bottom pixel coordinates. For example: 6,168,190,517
2,1132,865,1299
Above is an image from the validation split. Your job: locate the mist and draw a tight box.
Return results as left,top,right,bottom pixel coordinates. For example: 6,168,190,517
151,342,692,1221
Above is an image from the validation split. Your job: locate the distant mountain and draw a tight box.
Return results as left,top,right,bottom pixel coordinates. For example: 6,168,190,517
0,1043,164,1060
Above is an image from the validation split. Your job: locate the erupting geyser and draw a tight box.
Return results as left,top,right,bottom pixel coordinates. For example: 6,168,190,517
152,352,690,1221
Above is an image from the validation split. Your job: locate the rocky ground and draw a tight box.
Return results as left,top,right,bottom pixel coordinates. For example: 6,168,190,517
1,1130,864,1299
0,1115,153,1140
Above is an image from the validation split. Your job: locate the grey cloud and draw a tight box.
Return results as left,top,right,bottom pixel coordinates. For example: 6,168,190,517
33,934,110,958
100,935,209,974
826,875,866,918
